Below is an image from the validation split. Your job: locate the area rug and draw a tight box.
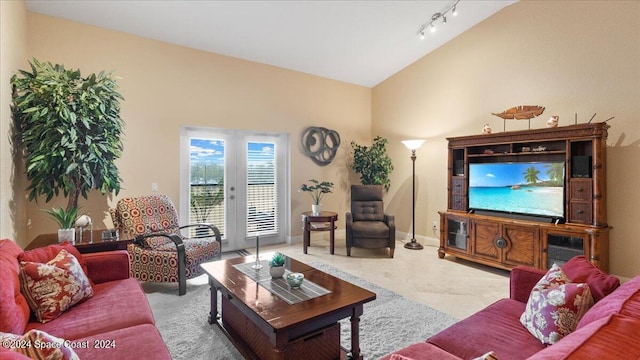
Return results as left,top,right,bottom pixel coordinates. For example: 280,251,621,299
147,261,458,360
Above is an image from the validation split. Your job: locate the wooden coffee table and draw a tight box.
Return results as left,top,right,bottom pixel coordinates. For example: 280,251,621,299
201,254,376,360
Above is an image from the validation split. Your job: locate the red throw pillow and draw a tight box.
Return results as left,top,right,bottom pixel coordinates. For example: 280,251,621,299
19,249,93,323
520,264,594,345
561,255,620,302
0,329,79,359
18,241,92,284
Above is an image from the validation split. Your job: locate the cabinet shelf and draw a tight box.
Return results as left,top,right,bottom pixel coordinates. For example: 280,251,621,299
467,150,566,158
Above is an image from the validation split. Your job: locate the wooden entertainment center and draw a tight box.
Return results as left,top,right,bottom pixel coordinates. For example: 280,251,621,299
438,122,610,272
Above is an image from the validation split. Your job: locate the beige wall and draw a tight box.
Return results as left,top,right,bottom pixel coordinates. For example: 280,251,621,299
373,1,640,278
18,13,371,247
0,0,28,243
5,1,639,278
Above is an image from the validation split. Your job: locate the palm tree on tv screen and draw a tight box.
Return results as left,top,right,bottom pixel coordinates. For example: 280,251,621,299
523,167,540,184
545,163,564,186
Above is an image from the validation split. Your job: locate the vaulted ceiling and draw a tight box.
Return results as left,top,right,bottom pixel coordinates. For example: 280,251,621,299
25,1,515,87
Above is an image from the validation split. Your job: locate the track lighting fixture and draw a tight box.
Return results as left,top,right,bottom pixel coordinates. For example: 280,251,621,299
417,0,460,39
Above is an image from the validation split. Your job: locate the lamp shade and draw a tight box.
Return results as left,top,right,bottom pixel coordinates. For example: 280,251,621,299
402,139,426,150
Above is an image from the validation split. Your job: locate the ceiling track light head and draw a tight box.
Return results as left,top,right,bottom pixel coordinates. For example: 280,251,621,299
416,0,460,39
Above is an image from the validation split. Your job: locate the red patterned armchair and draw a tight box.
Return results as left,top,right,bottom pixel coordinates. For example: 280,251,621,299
109,194,221,295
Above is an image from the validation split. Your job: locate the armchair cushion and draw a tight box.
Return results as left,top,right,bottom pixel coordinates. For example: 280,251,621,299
111,195,182,244
351,200,384,222
351,185,385,221
351,220,391,239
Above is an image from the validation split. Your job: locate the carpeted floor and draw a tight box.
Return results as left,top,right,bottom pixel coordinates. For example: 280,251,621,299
146,258,457,360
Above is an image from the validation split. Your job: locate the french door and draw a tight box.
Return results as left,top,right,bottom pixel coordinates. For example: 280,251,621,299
180,127,288,251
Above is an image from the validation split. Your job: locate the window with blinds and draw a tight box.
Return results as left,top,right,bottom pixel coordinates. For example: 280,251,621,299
246,141,277,236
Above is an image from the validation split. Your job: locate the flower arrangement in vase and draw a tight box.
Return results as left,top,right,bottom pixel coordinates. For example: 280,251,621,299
299,179,333,214
269,252,286,278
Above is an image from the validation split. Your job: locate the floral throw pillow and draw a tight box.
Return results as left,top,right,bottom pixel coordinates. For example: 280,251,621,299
520,263,594,344
19,249,94,323
0,329,79,360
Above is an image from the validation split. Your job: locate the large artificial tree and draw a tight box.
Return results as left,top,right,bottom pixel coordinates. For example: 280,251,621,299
11,59,124,213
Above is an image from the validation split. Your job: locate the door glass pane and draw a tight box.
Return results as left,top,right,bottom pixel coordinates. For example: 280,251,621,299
246,141,277,236
189,138,225,237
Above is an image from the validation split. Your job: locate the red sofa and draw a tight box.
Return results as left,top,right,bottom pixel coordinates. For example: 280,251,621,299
0,239,170,359
383,256,640,360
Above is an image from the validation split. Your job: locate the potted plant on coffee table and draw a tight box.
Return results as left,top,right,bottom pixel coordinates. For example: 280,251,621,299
299,179,334,214
269,252,286,278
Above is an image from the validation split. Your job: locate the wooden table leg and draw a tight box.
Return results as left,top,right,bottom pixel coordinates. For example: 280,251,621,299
303,220,310,254
208,277,218,324
330,217,335,255
350,305,364,359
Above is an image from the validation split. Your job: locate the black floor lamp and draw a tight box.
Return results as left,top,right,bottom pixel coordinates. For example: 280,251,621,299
402,139,426,250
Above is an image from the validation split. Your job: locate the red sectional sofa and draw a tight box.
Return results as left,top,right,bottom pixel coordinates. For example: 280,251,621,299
0,239,171,359
383,256,640,360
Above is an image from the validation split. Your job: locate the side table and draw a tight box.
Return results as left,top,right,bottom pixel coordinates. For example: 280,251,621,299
302,211,338,255
26,230,133,254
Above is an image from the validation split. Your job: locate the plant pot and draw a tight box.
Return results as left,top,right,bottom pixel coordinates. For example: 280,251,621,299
269,266,285,278
312,204,322,215
58,228,75,244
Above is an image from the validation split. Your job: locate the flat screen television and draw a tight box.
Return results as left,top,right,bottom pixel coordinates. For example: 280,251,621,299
468,161,565,220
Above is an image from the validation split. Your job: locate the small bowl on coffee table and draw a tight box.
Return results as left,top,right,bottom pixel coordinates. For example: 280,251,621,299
286,272,304,289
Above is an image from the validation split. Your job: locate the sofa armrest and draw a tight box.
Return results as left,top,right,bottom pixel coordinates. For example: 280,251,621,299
83,250,130,284
510,266,546,303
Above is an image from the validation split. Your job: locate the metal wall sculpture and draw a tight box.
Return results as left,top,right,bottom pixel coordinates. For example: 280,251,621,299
301,126,340,166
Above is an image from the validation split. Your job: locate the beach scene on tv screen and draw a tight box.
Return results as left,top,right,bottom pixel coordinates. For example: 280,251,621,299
469,162,564,217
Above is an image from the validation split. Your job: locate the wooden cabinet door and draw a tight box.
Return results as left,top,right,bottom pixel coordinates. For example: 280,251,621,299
502,224,539,268
471,219,539,268
471,219,500,262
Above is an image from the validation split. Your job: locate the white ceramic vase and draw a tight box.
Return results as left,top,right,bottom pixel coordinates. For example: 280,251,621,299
58,228,75,244
312,204,322,215
269,266,285,278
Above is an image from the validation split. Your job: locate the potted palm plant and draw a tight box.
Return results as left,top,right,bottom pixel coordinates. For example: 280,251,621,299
299,179,334,214
11,59,124,233
42,206,79,243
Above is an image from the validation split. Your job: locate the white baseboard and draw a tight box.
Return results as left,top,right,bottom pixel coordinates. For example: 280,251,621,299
287,229,439,247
